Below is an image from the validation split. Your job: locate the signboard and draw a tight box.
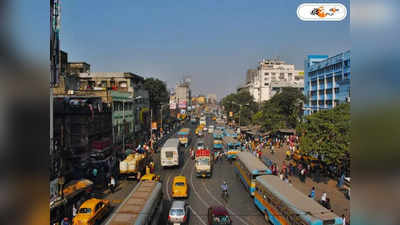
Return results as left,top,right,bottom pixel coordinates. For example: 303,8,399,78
152,122,157,130
179,99,187,109
170,101,176,110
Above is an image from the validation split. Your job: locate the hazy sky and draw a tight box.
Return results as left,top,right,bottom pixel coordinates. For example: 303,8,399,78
12,0,349,99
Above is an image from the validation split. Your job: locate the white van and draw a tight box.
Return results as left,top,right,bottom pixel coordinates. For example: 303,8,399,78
161,138,179,168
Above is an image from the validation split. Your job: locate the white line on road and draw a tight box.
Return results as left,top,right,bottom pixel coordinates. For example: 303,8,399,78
190,164,210,208
188,205,207,225
201,180,251,225
166,174,171,201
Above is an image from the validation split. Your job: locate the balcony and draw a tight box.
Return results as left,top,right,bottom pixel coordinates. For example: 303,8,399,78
326,93,333,100
311,95,318,101
318,85,325,90
326,83,333,89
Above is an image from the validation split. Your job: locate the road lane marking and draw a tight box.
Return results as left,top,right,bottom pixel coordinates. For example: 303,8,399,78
201,180,251,225
166,174,171,201
188,205,207,225
190,161,210,208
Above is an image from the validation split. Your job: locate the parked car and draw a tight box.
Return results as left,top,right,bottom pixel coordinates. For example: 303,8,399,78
172,176,188,198
168,200,189,225
73,198,110,225
207,206,231,225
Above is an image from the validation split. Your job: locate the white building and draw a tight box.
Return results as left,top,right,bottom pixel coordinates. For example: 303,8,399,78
243,59,304,103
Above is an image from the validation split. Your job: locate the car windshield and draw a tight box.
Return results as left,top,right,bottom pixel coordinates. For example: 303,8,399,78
78,208,91,214
170,208,185,216
197,159,209,166
213,215,230,224
175,182,185,186
197,143,204,147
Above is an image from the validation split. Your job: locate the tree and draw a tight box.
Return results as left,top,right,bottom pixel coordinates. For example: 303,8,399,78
221,90,257,126
143,78,169,121
297,103,350,165
253,87,305,131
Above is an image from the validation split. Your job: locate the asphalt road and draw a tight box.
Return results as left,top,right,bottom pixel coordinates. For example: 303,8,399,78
100,117,269,225
154,119,268,225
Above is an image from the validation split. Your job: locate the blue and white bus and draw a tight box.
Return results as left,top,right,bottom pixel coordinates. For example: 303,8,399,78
222,135,241,159
234,152,271,196
254,175,343,225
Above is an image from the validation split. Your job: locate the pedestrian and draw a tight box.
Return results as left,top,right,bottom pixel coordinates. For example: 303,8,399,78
72,204,77,218
279,173,284,180
309,187,315,199
300,168,306,182
109,176,116,193
288,179,293,186
320,192,327,206
341,214,346,225
338,173,345,188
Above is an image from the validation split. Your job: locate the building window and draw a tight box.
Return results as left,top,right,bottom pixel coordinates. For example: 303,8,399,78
264,73,269,76
264,83,269,86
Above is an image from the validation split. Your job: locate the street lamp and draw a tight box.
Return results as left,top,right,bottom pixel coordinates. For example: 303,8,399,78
160,103,169,134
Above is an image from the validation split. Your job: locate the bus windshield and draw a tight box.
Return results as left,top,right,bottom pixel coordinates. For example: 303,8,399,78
196,159,209,166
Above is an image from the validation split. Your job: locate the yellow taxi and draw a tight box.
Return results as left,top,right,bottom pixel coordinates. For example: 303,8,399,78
172,176,188,198
73,198,110,225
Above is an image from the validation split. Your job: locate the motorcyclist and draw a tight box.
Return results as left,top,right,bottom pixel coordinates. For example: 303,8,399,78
221,181,228,196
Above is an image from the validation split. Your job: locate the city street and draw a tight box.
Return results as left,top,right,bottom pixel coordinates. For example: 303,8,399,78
101,119,269,225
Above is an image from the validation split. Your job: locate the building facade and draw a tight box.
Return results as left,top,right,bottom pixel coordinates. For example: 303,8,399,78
304,50,351,115
244,60,304,103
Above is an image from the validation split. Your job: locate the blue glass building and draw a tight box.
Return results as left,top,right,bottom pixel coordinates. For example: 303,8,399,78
304,51,350,115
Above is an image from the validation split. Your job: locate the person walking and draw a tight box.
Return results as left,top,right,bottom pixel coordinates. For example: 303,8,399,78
341,214,346,225
72,204,77,218
309,187,315,199
320,192,327,207
109,176,116,193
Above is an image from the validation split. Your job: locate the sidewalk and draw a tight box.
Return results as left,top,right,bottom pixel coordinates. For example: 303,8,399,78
260,144,350,221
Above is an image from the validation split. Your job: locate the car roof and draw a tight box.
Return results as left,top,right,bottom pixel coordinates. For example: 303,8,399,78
80,198,101,208
171,200,186,209
173,176,186,182
211,206,229,216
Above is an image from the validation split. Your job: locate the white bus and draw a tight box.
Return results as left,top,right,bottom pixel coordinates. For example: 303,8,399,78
161,138,180,168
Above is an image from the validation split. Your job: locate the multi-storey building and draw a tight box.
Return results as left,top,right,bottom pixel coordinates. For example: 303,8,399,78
304,50,351,115
242,60,304,103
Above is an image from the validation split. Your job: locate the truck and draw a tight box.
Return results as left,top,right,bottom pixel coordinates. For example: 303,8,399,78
104,181,163,225
161,138,180,168
119,152,148,180
195,149,213,178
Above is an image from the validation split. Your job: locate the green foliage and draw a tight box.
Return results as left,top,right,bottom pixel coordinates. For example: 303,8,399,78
254,87,305,130
297,103,350,164
220,90,256,126
143,78,169,120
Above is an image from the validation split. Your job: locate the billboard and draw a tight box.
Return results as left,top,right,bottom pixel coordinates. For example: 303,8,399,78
179,99,187,109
